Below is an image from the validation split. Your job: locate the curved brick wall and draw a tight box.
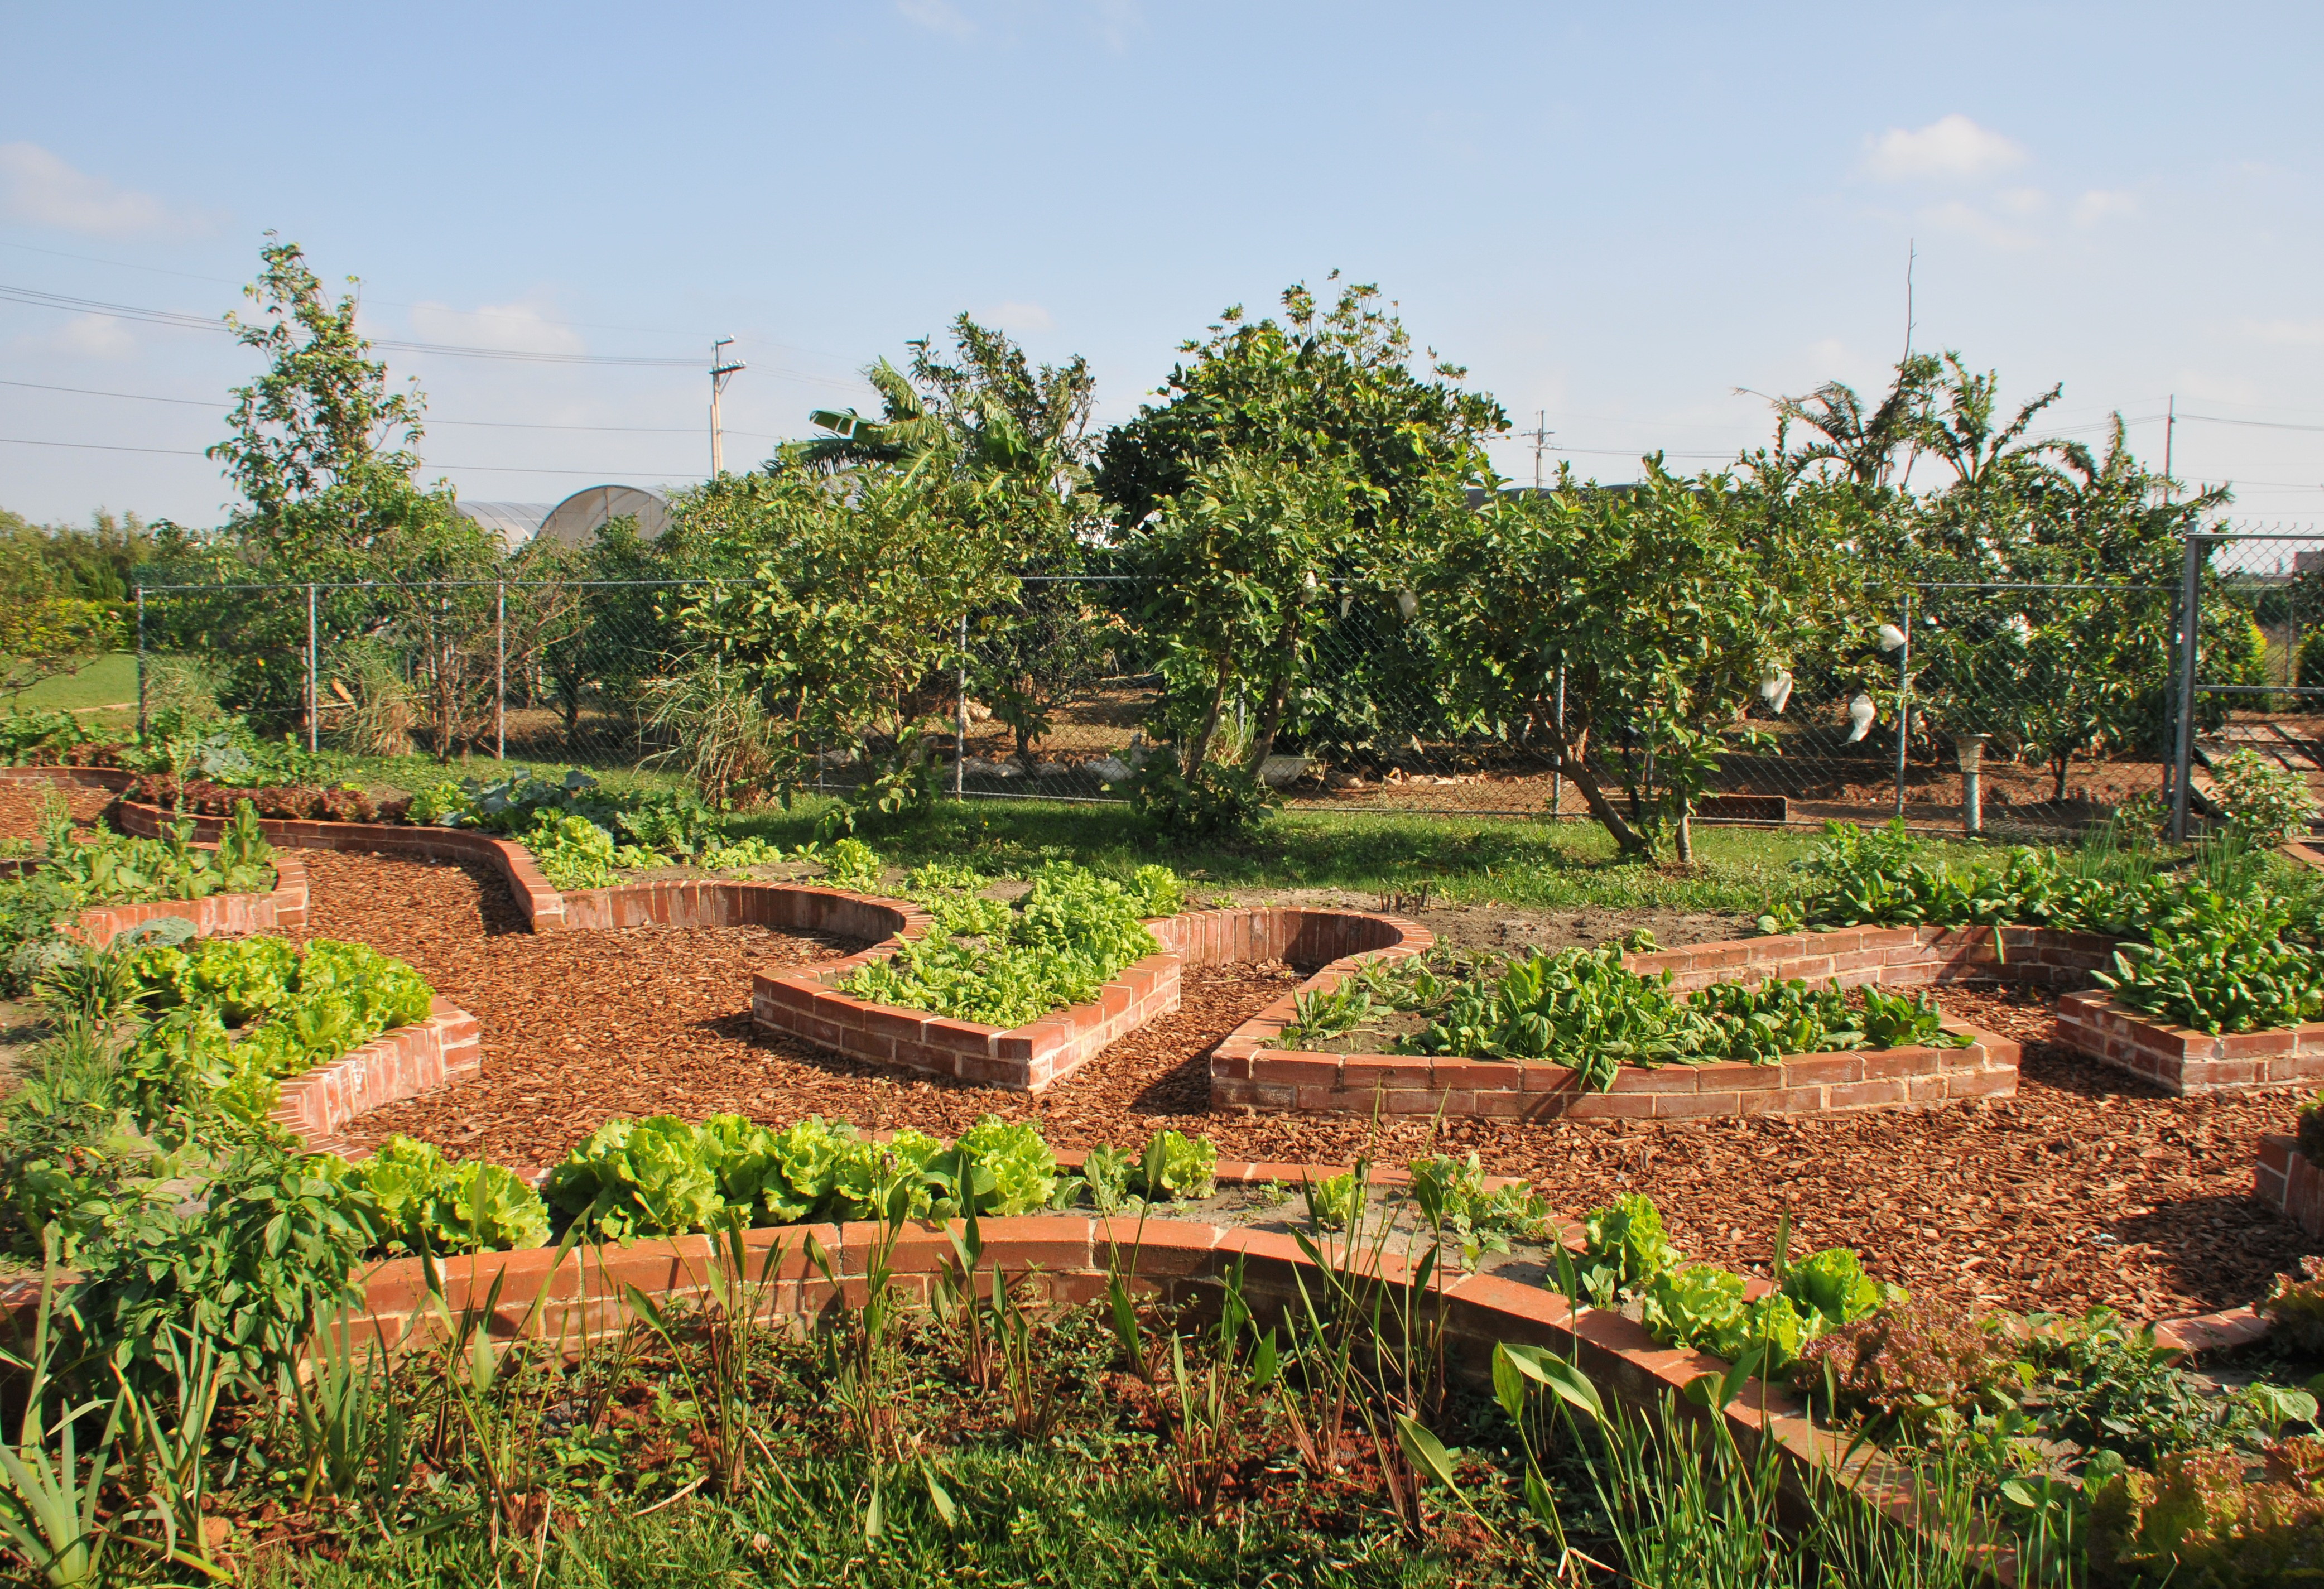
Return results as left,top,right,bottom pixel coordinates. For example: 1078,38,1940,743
70,851,309,947
115,800,564,928
751,907,1427,1092
1209,922,2070,1121
273,996,484,1159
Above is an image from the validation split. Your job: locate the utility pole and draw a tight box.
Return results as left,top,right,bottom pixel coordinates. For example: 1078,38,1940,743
1523,410,1553,490
2163,393,2177,503
709,338,745,476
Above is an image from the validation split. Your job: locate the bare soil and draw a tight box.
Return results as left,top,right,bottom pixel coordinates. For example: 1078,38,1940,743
310,850,2314,1323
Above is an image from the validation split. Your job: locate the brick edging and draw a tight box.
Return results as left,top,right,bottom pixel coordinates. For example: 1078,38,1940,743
1212,921,2068,1120
2061,989,2324,1095
70,851,310,947
115,800,563,930
270,995,484,1159
2258,1131,2324,1240
0,764,137,791
752,906,1429,1092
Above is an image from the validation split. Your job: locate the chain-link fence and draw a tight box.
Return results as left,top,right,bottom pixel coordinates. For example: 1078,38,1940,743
131,538,2312,837
2183,526,2324,836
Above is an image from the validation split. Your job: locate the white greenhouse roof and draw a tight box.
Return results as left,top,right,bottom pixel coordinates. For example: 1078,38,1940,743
455,500,555,551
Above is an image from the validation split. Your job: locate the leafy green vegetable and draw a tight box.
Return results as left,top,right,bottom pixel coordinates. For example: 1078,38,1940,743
1138,1128,1216,1200
2094,887,2324,1034
341,1135,550,1255
1573,1191,1682,1304
844,859,1177,1028
1407,1151,1550,1263
1305,1171,1361,1230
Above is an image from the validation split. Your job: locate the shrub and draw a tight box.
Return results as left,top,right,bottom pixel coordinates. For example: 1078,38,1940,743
1125,752,1277,842
2211,747,2317,847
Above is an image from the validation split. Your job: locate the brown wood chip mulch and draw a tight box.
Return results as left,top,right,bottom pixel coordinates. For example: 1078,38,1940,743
306,850,2317,1323
0,783,113,841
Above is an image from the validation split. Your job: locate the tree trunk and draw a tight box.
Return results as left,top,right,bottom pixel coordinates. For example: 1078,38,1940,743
1543,716,1653,857
1183,662,1230,780
2052,751,2070,805
1675,806,1693,863
1244,611,1302,773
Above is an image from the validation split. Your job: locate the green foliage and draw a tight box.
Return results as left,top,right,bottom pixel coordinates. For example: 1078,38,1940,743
1406,1150,1549,1263
122,935,434,1123
844,859,1177,1028
546,1112,1061,1241
524,810,617,890
2211,747,2317,847
1139,1128,1218,1200
1405,946,1713,1085
2094,888,2324,1034
1640,1244,1901,1374
1572,1191,1682,1304
70,1139,380,1383
34,800,274,907
1302,1171,1361,1230
2019,1307,2262,1468
818,836,886,893
338,1135,550,1255
1125,752,1278,841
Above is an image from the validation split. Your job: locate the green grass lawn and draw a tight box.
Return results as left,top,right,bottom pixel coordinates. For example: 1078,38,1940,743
322,749,1993,918
4,651,138,716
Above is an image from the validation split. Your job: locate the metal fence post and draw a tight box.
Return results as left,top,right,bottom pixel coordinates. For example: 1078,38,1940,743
1892,590,1913,817
134,585,146,735
495,581,507,760
954,611,969,801
2169,533,2204,842
305,582,318,755
1552,664,1566,816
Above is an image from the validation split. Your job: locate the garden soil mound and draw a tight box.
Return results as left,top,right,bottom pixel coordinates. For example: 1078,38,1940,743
307,850,2315,1323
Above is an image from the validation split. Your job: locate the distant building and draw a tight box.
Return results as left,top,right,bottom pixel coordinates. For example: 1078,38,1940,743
454,486,672,553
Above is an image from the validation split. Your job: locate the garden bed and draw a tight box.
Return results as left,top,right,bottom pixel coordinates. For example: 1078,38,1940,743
2061,988,2324,1095
69,848,309,946
1210,923,2087,1121
753,906,1412,1094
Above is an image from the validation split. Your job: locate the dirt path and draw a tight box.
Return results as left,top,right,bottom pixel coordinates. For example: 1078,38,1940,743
310,849,2315,1322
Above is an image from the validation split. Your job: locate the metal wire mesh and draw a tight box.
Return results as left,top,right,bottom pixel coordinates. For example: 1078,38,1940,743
132,556,2279,836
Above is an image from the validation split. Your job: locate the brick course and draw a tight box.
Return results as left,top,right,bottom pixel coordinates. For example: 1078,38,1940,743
271,996,485,1159
1213,922,2041,1123
2257,1133,2324,1239
2058,990,2324,1096
70,851,309,946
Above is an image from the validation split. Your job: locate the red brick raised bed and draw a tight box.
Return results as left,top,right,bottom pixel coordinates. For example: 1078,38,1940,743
2060,990,2324,1096
752,906,1426,1092
69,851,309,948
272,996,484,1160
1211,922,2060,1121
2257,1133,2324,1240
114,799,565,930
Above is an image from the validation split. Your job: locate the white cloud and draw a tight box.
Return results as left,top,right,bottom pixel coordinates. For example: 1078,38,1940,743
1996,186,2048,217
898,0,974,38
2072,188,2139,227
0,142,211,239
42,313,136,360
406,300,585,355
1862,115,2027,182
987,301,1054,333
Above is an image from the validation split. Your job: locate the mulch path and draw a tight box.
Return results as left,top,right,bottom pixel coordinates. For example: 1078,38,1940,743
308,850,2317,1323
0,783,113,842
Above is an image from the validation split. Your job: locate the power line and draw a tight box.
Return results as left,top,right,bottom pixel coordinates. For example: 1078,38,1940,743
0,377,793,440
0,238,866,367
0,282,696,366
0,436,699,476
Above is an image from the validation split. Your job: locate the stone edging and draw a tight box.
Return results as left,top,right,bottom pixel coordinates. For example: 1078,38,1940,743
70,851,309,948
753,907,1427,1092
1212,923,2065,1120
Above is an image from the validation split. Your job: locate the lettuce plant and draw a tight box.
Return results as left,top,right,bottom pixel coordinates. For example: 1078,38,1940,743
344,1136,550,1255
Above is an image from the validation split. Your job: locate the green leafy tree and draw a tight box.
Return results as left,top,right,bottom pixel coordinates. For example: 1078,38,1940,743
1422,462,1841,859
665,464,1018,814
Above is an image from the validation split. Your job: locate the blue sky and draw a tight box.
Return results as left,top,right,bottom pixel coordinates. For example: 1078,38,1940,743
3,1,2319,527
